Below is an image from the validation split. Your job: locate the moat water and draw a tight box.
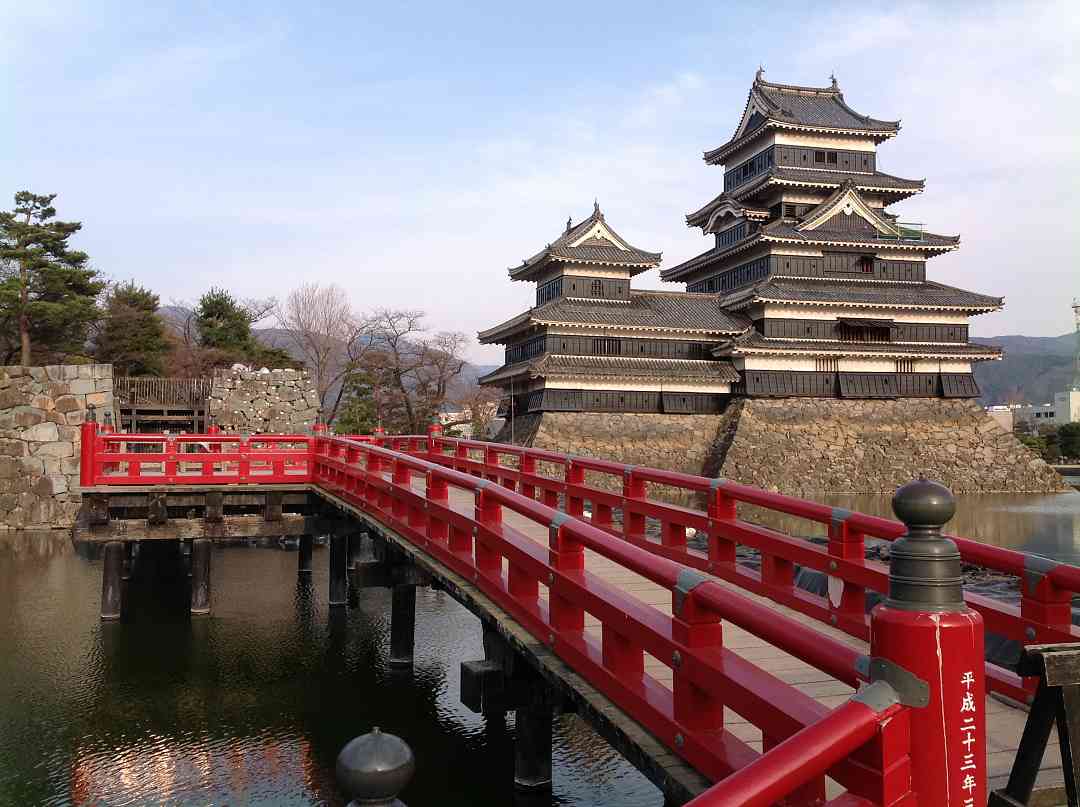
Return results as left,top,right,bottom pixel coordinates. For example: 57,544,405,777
1,490,1079,806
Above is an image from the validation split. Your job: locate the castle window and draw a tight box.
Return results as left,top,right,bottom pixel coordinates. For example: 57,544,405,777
592,337,620,356
816,358,839,372
896,360,915,373
814,151,826,164
784,204,797,218
859,256,874,273
590,279,603,297
827,151,838,165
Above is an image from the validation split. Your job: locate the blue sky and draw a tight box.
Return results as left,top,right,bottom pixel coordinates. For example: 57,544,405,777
2,1,1078,363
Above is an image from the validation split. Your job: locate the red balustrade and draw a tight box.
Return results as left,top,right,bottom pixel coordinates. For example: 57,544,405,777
83,426,1077,805
310,435,919,805
410,435,1080,704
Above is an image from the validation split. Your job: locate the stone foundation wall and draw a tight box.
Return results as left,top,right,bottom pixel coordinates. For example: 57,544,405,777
496,411,729,477
495,398,1067,497
0,364,114,529
716,398,1066,495
208,368,320,433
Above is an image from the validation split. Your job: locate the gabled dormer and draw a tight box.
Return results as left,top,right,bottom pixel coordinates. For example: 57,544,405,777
507,202,662,305
796,181,900,237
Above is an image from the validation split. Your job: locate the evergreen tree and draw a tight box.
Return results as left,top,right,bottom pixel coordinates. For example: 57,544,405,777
95,282,168,376
1059,423,1080,460
0,191,103,365
194,287,254,353
334,371,378,434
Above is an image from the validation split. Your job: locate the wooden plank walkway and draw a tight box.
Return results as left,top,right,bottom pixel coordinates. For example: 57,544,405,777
417,477,1062,797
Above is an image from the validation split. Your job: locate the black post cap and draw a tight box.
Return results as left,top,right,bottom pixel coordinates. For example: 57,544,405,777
337,727,415,807
886,478,965,612
891,478,956,530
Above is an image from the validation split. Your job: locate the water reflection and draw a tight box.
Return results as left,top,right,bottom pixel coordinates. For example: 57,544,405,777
0,541,658,806
740,491,1080,562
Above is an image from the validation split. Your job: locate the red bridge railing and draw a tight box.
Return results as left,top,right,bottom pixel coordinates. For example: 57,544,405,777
80,421,1080,805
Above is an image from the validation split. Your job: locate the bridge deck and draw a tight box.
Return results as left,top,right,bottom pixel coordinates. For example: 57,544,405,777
412,475,1062,796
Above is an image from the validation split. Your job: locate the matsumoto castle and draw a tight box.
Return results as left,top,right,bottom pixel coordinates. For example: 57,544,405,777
479,71,1002,417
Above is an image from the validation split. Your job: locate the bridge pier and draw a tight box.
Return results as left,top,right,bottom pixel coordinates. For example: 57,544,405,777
348,532,367,570
121,541,134,581
329,533,348,606
461,623,554,791
298,534,313,574
190,538,212,615
389,584,416,667
101,540,124,620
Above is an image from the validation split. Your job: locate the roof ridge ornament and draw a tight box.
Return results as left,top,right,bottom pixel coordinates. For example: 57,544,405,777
830,72,839,91
565,216,571,233
593,198,600,217
755,65,765,83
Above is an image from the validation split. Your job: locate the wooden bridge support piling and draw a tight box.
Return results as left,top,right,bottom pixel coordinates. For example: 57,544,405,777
389,585,417,667
121,542,134,581
514,701,553,791
190,538,211,615
329,533,348,606
298,535,313,574
101,541,124,620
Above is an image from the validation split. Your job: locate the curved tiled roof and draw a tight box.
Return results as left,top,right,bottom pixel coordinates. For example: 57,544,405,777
508,202,661,280
722,330,1003,359
705,74,900,164
720,278,1003,312
480,354,741,385
477,290,752,344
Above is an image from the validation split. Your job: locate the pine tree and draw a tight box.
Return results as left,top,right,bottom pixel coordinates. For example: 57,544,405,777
95,282,169,376
0,191,104,366
194,287,254,354
334,371,378,434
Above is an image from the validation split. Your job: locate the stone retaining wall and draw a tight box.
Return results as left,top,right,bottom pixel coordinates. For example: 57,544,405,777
716,398,1067,495
208,368,320,433
0,364,113,529
496,398,1067,496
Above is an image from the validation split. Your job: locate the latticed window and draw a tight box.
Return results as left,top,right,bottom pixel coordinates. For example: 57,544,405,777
815,358,839,372
590,279,603,297
896,359,915,373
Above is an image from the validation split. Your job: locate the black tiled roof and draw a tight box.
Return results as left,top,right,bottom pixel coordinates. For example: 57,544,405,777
721,330,1003,358
508,202,661,279
720,278,1003,311
478,291,752,343
705,74,900,164
732,168,923,201
762,221,959,249
480,354,741,385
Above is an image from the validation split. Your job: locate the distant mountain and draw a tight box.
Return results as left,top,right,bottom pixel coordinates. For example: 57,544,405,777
973,332,1076,404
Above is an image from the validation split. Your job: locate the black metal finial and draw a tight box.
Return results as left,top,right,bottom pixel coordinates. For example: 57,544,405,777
566,216,572,233
593,198,600,216
337,727,415,807
887,478,965,611
830,72,839,90
87,403,97,423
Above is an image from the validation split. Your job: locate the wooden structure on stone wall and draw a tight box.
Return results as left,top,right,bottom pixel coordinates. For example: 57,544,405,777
479,71,1004,416
113,376,213,432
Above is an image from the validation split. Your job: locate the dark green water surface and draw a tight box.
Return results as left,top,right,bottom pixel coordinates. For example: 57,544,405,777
0,538,658,806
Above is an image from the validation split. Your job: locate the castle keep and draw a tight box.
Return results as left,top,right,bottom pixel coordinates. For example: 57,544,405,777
480,72,1002,414
477,72,1064,494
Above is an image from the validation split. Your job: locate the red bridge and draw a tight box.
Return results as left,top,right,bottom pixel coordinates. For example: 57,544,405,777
76,421,1080,807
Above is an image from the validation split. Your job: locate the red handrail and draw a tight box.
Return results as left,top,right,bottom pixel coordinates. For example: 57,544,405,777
307,435,918,803
415,435,1078,703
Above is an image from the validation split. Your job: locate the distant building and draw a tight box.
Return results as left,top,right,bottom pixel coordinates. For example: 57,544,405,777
1011,390,1080,430
479,71,1004,414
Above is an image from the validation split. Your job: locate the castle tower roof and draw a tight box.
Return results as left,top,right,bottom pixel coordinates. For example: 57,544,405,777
705,71,901,165
508,201,661,281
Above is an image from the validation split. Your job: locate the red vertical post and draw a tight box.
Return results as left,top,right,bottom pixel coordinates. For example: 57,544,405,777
870,479,985,807
672,582,724,741
828,514,867,634
566,461,584,519
474,487,502,579
520,454,536,500
623,469,646,541
706,484,736,570
80,419,98,487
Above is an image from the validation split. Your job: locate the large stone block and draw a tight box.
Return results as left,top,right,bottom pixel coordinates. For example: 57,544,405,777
0,439,28,457
31,441,74,458
54,395,81,414
67,379,94,395
0,388,24,410
23,422,59,442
